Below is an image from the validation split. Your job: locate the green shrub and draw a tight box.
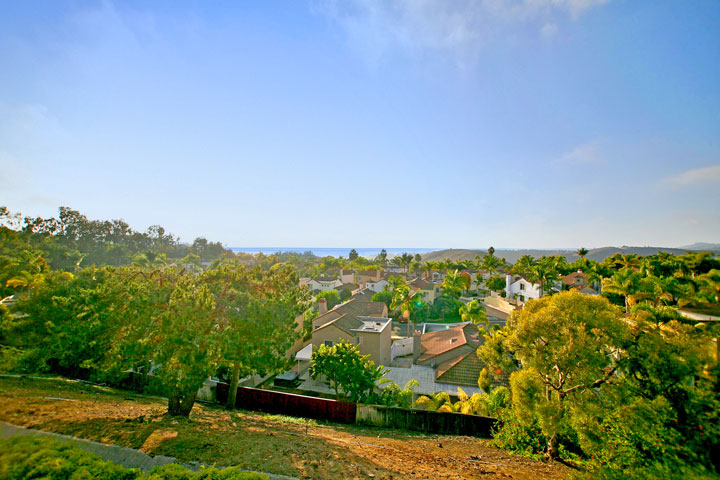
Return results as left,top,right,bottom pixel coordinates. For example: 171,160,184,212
146,464,267,480
0,436,138,480
489,407,547,459
0,436,268,480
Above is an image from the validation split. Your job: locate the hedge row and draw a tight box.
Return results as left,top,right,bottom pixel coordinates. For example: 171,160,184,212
0,436,268,480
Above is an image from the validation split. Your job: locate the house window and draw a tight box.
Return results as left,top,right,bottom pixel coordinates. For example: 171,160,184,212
520,295,525,302
520,283,525,291
324,340,333,347
357,337,363,345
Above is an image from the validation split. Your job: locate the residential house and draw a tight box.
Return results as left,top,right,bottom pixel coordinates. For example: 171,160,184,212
327,268,355,284
350,288,376,300
311,298,391,366
356,270,383,288
408,278,442,303
335,282,359,296
413,323,485,389
561,270,599,295
365,275,391,293
505,274,542,304
306,275,342,292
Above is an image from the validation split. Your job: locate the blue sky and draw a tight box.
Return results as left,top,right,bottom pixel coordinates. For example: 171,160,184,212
1,0,718,249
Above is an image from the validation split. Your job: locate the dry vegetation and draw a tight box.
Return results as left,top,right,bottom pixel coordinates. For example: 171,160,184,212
0,376,572,480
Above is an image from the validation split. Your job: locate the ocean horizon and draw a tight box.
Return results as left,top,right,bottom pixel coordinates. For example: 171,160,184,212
229,247,438,258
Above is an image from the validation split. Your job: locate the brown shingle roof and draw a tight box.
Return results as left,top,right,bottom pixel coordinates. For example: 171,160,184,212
436,350,484,386
562,271,587,286
418,323,480,363
334,299,386,317
408,278,435,290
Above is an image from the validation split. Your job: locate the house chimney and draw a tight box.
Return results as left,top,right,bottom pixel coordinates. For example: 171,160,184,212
318,298,327,315
505,273,512,298
413,330,422,363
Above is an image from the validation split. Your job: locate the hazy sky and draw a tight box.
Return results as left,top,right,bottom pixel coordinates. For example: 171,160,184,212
1,0,719,249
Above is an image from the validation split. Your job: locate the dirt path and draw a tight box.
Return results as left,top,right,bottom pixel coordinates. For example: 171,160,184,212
0,377,572,480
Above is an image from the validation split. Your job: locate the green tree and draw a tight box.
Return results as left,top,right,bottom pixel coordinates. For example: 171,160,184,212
309,341,386,402
576,247,589,259
696,269,720,303
603,268,642,312
348,249,359,261
575,305,720,479
221,263,310,409
391,283,420,330
6,268,118,378
338,287,352,303
478,290,627,459
442,269,470,298
459,299,489,329
485,275,506,294
371,290,394,309
316,290,341,309
375,249,388,265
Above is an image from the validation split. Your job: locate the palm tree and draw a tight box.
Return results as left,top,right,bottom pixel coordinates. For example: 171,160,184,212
391,283,420,334
614,253,641,271
398,252,414,273
585,262,604,293
481,254,503,273
602,268,641,313
576,247,589,259
442,270,470,298
459,299,489,329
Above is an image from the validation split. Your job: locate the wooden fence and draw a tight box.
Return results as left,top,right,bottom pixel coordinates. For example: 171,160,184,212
356,404,497,437
216,383,356,424
215,383,497,436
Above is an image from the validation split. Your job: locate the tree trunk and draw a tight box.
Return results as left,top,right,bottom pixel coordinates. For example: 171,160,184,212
226,361,241,409
545,433,560,460
167,388,198,417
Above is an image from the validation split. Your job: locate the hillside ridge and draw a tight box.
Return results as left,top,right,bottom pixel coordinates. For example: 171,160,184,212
421,245,717,264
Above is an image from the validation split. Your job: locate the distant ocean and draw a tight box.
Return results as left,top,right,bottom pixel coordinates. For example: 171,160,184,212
229,247,437,258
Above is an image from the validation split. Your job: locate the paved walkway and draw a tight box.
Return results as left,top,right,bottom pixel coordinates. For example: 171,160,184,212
1,421,296,480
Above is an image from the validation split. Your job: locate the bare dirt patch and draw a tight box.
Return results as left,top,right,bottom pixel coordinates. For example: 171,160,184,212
0,377,572,480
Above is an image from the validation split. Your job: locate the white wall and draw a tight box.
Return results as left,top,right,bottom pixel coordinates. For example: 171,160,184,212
391,338,414,360
367,280,390,293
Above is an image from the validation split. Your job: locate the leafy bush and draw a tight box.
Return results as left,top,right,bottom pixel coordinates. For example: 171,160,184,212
490,407,548,459
146,464,268,480
0,436,138,480
0,436,268,480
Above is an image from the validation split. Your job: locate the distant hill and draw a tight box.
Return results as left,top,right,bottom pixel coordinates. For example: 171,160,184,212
679,242,720,252
421,245,712,265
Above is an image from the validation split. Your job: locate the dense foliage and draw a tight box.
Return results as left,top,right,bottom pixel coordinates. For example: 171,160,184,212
309,341,387,402
478,291,720,478
0,436,268,480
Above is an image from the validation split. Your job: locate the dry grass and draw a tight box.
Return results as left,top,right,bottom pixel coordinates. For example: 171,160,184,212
0,376,572,480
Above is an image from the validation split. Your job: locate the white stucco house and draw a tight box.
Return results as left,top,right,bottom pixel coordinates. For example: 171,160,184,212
505,274,542,303
306,276,343,292
365,278,391,293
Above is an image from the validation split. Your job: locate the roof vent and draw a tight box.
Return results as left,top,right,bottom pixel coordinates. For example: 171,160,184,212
450,338,458,344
